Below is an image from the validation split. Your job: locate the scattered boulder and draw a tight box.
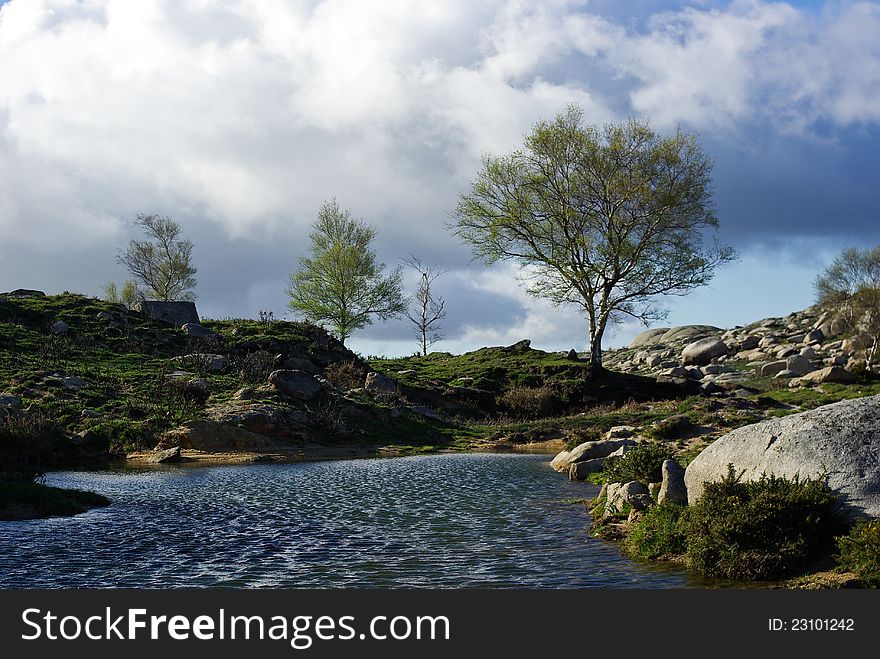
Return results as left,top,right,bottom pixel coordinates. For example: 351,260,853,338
789,366,856,387
803,328,824,344
181,323,215,338
681,338,729,366
151,446,181,464
785,354,815,376
550,451,572,472
501,339,532,354
660,325,723,343
268,369,323,400
605,425,635,439
760,361,787,377
283,357,320,374
1,289,45,298
605,481,652,517
569,457,608,480
684,395,880,517
136,301,200,327
568,438,637,464
62,376,89,391
364,372,397,395
657,459,688,505
173,353,229,372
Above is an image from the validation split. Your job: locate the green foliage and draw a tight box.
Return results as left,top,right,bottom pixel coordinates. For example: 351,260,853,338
603,443,675,485
0,411,60,482
497,385,559,419
814,244,880,366
623,503,689,560
102,280,141,309
685,466,849,580
118,214,197,302
287,199,406,344
836,519,880,586
647,414,694,440
452,105,735,366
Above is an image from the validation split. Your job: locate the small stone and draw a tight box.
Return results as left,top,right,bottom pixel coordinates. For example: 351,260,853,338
50,320,68,335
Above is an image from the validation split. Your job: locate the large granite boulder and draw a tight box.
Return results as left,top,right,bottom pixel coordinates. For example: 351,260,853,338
551,438,637,474
658,459,688,506
681,337,730,366
136,301,200,327
629,328,671,349
269,370,323,400
684,395,880,517
659,325,723,344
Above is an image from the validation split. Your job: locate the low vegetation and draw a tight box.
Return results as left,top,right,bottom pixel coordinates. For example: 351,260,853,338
836,519,880,587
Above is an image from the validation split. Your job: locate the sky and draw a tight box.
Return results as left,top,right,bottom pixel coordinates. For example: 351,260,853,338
0,0,877,358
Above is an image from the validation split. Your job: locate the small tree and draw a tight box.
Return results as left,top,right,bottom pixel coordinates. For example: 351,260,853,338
118,214,197,302
814,245,880,367
452,106,736,368
404,255,446,356
287,199,406,345
102,280,142,309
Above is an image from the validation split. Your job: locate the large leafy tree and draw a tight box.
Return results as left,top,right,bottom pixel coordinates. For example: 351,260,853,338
814,245,880,367
118,214,197,302
287,199,406,345
453,106,736,368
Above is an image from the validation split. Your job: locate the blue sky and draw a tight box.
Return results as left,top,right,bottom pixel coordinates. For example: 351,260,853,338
0,0,877,356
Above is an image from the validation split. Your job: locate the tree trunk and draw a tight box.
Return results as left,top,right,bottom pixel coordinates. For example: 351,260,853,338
589,324,605,369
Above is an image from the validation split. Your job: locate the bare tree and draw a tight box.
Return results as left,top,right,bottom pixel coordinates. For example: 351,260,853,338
118,214,197,302
404,255,446,356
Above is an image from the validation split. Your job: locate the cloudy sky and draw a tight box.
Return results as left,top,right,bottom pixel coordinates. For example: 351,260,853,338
0,0,877,357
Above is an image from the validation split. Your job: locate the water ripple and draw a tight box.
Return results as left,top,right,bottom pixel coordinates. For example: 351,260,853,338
0,453,696,588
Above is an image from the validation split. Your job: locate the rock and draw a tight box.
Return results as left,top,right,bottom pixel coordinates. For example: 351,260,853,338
758,336,778,348
799,346,817,360
645,354,664,368
408,405,442,420
188,378,209,395
703,363,723,375
738,335,760,350
569,457,609,480
659,325,723,344
283,357,320,374
1,289,45,298
364,372,397,395
96,312,112,321
804,328,824,344
681,338,730,366
790,366,856,386
658,459,688,505
567,438,637,463
397,369,416,376
158,421,278,451
173,353,229,372
629,328,671,349
501,339,531,354
151,446,181,464
566,349,579,360
62,376,89,391
785,354,815,376
774,369,798,379
136,301,200,327
605,425,635,439
50,320,68,335
760,361,787,377
684,395,880,517
181,323,215,338
80,408,100,418
605,481,652,517
0,394,22,409
550,450,572,472
268,369,323,400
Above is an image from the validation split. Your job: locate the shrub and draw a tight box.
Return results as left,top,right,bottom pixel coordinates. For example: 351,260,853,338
648,414,694,440
234,351,275,385
623,503,689,560
497,385,559,419
325,360,367,390
685,466,849,580
836,519,880,586
603,443,675,485
0,411,59,482
564,426,602,450
146,373,208,424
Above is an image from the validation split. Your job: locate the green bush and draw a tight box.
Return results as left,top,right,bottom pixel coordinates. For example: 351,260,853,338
0,411,59,482
837,519,880,586
603,443,675,485
623,503,688,560
685,466,849,580
497,385,559,419
648,414,694,440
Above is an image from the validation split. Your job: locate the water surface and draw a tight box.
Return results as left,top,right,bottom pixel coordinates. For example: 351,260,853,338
0,453,696,588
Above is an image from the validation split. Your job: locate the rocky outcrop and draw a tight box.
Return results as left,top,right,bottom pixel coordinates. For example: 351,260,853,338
365,372,397,395
658,459,687,505
681,338,729,366
605,481,653,517
684,395,880,517
136,301,200,327
150,446,181,463
158,420,280,451
269,369,323,400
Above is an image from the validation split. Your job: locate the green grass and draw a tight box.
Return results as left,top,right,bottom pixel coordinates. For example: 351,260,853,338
0,480,110,520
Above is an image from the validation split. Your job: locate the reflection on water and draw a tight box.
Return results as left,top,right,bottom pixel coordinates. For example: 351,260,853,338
0,453,697,588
